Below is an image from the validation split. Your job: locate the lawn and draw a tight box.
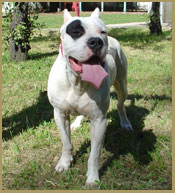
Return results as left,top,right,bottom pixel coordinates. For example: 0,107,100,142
2,12,172,190
38,12,149,28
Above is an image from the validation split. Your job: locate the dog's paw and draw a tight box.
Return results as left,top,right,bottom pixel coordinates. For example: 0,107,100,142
55,163,69,172
85,181,100,189
85,172,100,189
71,115,84,130
70,121,80,130
55,156,73,172
85,178,100,189
121,120,133,132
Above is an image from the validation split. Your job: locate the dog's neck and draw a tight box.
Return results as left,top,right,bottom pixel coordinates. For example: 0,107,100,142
66,65,89,95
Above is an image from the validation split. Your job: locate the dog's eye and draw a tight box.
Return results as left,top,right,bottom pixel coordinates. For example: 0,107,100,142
66,20,85,40
72,30,82,36
101,31,107,35
69,29,84,39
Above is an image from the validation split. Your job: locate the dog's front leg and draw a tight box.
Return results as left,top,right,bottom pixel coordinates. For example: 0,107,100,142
86,116,107,187
54,109,73,172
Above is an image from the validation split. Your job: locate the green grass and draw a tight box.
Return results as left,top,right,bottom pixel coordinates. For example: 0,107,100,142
2,14,172,190
37,12,149,28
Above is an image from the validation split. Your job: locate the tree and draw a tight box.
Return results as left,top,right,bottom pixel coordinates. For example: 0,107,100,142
9,3,30,61
149,2,162,35
9,2,39,61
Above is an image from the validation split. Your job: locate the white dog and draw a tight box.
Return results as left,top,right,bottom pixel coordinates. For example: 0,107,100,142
47,8,132,187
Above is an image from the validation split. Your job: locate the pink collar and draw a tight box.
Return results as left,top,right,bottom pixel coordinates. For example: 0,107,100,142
60,40,63,56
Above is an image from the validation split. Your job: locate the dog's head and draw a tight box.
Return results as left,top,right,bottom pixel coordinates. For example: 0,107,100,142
60,8,108,89
60,8,108,66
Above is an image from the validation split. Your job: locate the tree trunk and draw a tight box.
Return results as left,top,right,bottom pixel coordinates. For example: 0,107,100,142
149,2,162,35
9,2,31,61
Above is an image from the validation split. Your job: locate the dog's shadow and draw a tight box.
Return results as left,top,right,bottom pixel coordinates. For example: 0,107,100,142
100,108,156,177
2,91,53,141
74,92,157,177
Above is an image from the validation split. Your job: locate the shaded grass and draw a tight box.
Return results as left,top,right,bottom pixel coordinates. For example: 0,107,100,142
2,26,172,190
109,27,172,49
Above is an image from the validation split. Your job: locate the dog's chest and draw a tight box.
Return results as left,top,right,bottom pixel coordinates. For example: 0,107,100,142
63,89,98,117
65,89,80,111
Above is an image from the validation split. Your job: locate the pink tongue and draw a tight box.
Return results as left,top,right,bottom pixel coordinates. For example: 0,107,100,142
81,64,108,89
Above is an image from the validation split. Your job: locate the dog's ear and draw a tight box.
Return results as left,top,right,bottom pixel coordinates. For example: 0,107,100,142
91,7,100,18
64,9,72,23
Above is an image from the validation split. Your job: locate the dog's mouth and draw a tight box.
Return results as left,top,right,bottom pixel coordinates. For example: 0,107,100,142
69,55,108,89
83,55,104,66
69,55,104,72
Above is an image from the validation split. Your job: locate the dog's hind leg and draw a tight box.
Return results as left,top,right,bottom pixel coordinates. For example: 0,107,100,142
113,76,133,131
71,115,84,130
54,109,73,172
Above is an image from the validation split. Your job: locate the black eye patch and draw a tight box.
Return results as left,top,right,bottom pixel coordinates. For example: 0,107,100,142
66,20,85,40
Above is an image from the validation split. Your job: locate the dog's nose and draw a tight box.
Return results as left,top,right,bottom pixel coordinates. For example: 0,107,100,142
87,37,103,52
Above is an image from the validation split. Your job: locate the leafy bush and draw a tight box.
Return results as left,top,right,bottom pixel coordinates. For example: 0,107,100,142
2,2,43,50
